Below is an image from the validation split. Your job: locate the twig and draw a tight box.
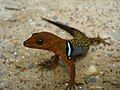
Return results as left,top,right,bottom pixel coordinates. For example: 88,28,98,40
5,7,22,11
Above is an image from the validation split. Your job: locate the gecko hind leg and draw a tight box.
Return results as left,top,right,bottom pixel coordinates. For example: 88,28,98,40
89,36,110,46
96,36,110,46
38,54,59,70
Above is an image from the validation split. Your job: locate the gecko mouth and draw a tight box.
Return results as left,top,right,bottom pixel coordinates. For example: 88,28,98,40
23,41,30,47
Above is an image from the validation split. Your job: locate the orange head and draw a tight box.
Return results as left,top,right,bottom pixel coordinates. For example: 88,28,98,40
23,32,65,51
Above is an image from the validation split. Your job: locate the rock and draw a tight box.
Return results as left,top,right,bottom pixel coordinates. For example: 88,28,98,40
108,32,120,41
84,76,97,84
0,88,3,90
0,52,4,59
28,63,34,69
107,52,112,57
91,48,96,52
0,69,5,76
85,65,97,75
13,52,18,58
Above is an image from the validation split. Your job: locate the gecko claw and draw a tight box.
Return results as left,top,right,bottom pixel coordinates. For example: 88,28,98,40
96,35,110,46
61,81,84,90
100,37,110,46
38,60,54,70
38,56,59,70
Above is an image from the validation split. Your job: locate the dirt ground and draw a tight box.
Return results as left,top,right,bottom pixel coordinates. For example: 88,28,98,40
0,0,120,90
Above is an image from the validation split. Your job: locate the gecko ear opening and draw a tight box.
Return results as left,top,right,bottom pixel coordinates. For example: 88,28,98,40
36,37,44,45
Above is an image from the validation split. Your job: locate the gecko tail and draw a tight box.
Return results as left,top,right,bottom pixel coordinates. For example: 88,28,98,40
41,17,79,37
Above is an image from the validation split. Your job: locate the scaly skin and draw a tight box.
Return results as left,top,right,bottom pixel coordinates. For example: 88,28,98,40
23,17,110,90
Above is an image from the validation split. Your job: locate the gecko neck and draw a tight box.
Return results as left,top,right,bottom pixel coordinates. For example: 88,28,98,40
48,39,66,54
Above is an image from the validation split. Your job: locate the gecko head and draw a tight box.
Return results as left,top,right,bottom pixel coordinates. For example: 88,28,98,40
23,32,60,50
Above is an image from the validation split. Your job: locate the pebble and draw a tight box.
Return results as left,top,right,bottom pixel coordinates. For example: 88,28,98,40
0,52,4,59
14,71,20,76
84,76,97,84
52,16,58,20
86,65,97,75
108,32,120,41
107,52,112,57
13,52,18,58
0,88,3,90
43,71,53,81
28,63,34,69
0,70,5,76
75,86,87,90
91,48,96,52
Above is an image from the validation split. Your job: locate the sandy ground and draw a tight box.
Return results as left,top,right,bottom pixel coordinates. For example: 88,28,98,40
0,0,120,90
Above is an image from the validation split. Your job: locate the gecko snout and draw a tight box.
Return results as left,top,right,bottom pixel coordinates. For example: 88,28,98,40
23,41,29,47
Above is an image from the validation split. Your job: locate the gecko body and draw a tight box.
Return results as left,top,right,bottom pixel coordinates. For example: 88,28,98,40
23,17,109,90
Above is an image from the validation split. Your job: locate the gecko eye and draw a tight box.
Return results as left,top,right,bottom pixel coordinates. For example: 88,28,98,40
36,37,44,45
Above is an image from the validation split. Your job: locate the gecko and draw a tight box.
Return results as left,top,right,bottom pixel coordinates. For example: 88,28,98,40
23,17,110,90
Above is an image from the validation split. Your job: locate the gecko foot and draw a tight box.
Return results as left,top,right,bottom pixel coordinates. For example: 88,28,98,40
91,35,110,46
97,36,110,46
38,56,59,70
61,81,84,90
39,60,54,70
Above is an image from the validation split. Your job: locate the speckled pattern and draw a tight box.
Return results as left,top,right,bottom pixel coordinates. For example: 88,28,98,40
0,0,120,90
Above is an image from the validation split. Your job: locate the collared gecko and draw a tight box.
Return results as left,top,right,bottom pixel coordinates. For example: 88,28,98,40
23,17,110,90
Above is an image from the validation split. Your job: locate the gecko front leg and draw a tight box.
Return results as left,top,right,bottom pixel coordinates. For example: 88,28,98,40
63,59,83,90
65,61,76,90
60,54,78,90
39,54,59,70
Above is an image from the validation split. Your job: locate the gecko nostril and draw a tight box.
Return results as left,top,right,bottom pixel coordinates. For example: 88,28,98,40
23,41,29,46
